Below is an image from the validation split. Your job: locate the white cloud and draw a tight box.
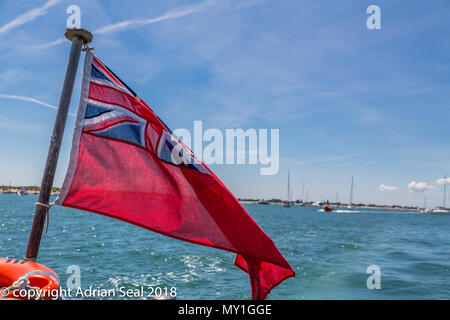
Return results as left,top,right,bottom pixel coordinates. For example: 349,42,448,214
0,0,62,36
436,177,450,185
0,94,76,117
379,184,397,191
37,0,216,49
35,37,65,49
407,181,434,193
96,0,215,34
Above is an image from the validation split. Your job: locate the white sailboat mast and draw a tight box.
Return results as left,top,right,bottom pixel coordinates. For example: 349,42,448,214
301,182,305,202
287,170,290,202
349,176,354,204
444,174,447,208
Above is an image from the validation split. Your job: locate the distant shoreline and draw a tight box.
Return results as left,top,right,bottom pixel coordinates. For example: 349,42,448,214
0,186,420,210
0,186,60,195
238,199,420,211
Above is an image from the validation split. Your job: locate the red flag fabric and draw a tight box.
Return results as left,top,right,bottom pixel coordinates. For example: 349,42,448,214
57,52,294,299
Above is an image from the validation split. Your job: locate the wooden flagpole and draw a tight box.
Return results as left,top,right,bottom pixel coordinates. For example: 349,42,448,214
25,28,92,261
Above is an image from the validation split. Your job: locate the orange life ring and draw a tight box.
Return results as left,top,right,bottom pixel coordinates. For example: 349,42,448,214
0,257,60,300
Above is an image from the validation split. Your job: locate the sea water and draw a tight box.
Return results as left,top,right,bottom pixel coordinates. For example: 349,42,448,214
0,194,448,299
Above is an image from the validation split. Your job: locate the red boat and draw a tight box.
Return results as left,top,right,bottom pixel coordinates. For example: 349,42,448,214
323,201,335,212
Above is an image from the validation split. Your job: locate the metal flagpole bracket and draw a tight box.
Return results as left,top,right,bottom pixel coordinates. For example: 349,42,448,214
82,46,94,52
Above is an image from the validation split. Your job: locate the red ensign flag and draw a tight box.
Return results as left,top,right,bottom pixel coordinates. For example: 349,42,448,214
57,52,294,299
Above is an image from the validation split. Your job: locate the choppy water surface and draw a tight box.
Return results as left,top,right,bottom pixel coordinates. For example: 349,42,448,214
0,194,448,299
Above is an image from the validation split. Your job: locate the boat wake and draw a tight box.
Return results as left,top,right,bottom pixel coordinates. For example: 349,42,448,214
317,209,361,213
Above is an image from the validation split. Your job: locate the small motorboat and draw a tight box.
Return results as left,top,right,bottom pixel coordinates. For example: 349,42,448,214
322,201,335,212
17,188,28,196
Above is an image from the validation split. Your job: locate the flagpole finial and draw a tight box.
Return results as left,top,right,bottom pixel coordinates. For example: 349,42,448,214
64,28,93,44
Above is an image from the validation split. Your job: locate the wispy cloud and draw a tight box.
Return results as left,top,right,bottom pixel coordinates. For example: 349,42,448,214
36,37,66,48
288,154,354,166
0,68,33,88
0,0,62,36
379,184,398,191
0,94,76,117
36,0,216,49
0,115,43,134
358,106,383,126
96,0,215,35
436,177,450,185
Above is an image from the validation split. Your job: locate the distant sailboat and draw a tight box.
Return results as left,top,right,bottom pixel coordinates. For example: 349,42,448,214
444,174,447,209
3,180,14,194
433,174,449,213
299,182,305,206
303,188,311,206
283,170,291,208
419,195,432,213
296,183,304,206
347,176,356,209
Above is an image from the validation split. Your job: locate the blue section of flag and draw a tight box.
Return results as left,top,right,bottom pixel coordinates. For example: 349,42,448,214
85,104,111,119
91,65,113,83
92,123,143,146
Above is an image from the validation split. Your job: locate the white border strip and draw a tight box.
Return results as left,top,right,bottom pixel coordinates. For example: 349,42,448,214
91,78,131,95
56,51,93,205
82,99,146,127
81,99,147,148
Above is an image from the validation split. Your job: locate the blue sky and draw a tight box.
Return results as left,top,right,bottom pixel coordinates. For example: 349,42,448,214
0,0,449,207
